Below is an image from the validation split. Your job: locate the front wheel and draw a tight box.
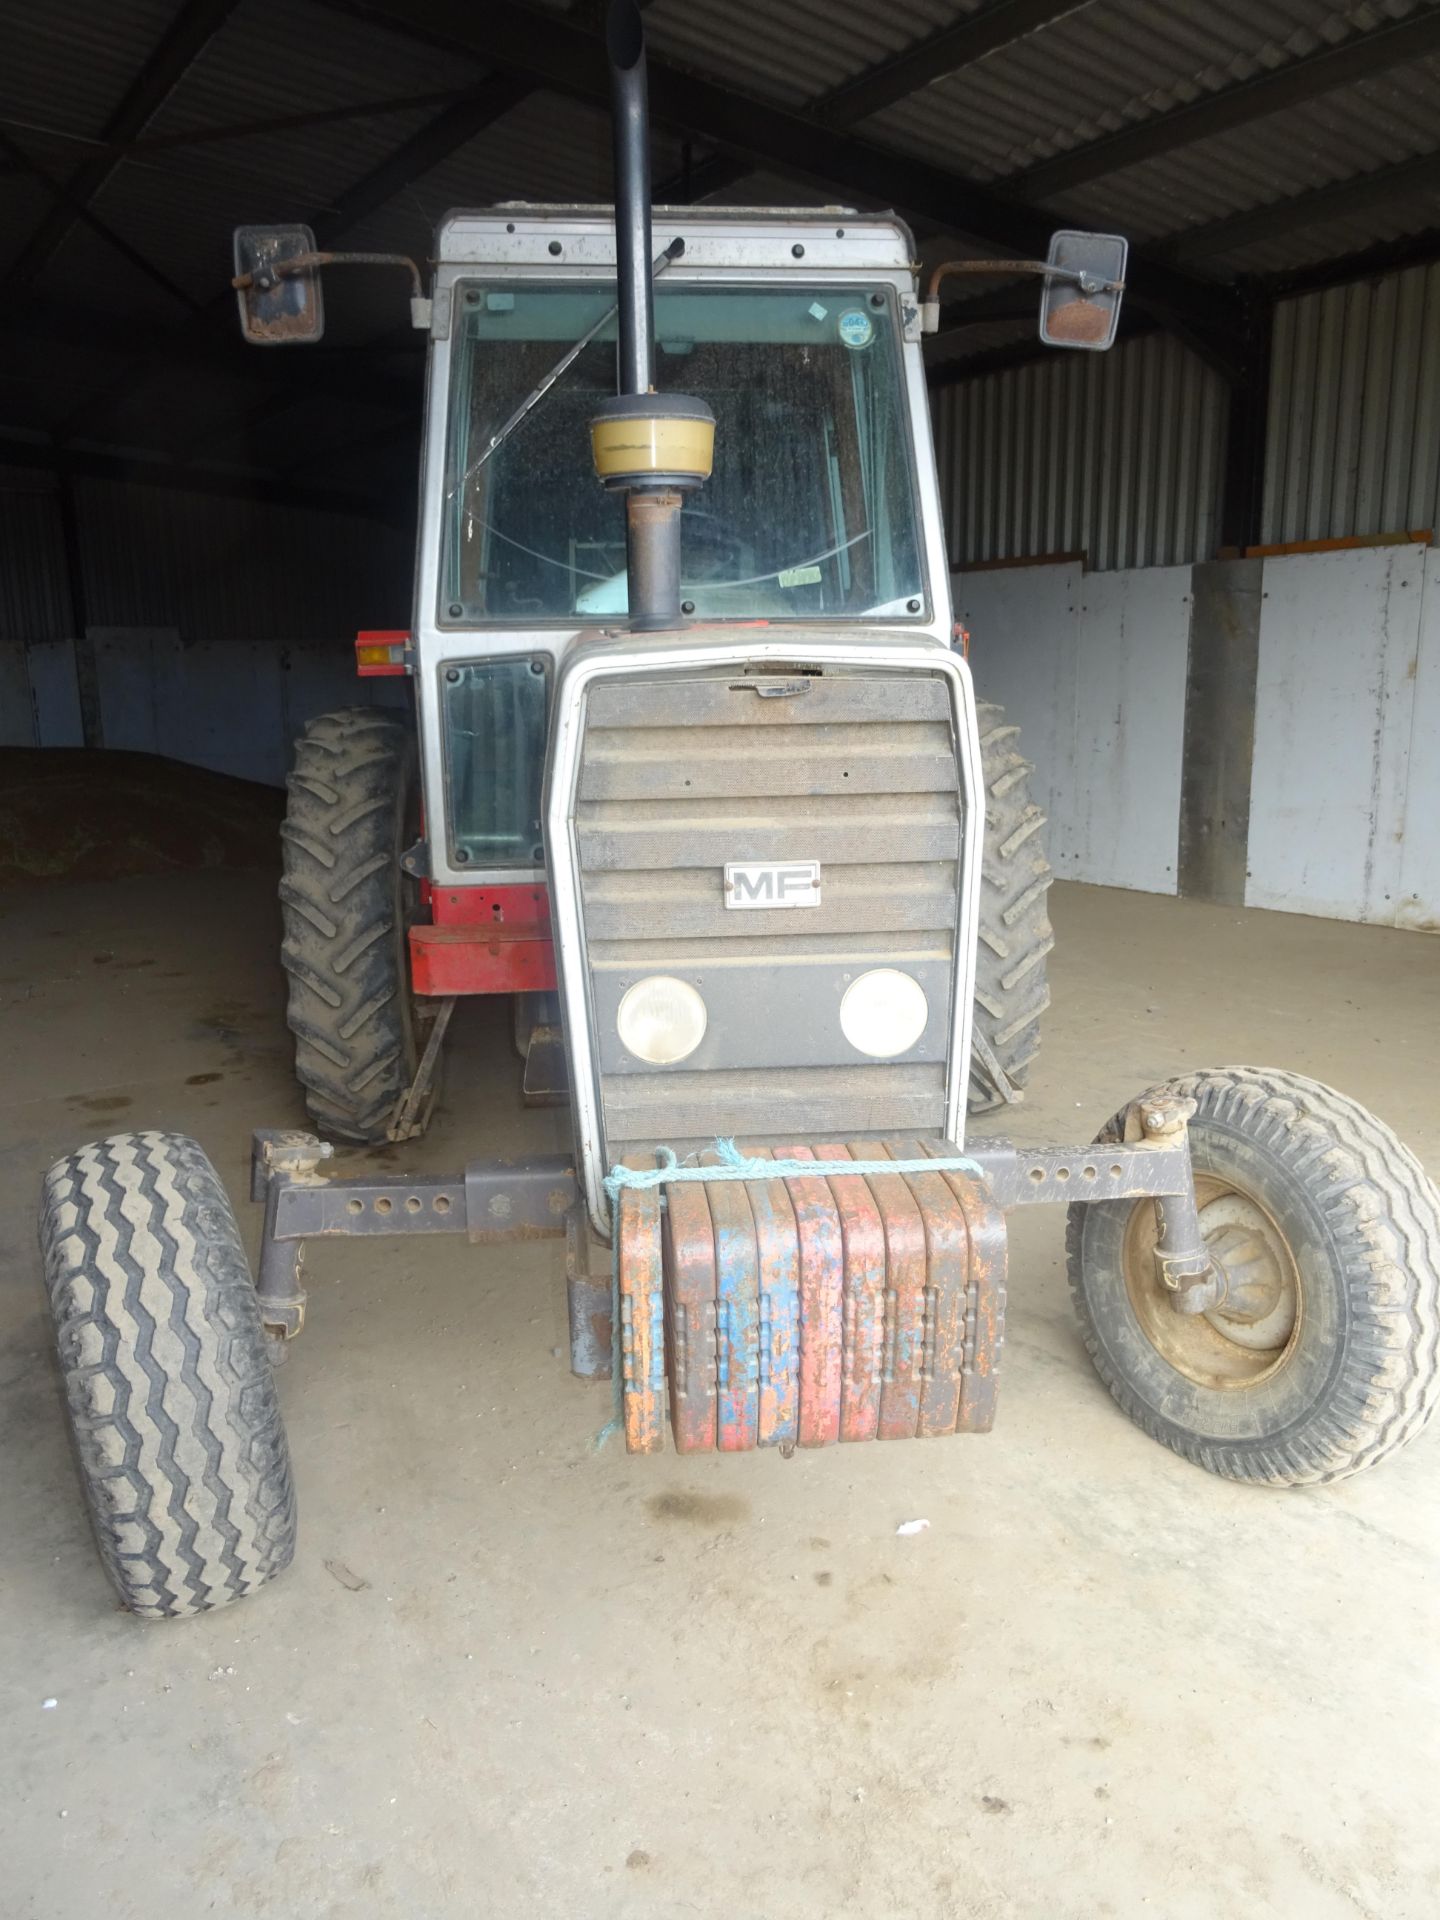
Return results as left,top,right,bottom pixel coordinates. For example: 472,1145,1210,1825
1067,1068,1440,1485
39,1132,296,1618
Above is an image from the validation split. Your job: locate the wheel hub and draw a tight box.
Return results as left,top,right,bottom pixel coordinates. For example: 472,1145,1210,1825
1121,1176,1302,1389
1198,1194,1298,1351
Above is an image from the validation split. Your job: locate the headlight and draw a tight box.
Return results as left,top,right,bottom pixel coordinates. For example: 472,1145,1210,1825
840,968,929,1059
616,975,708,1065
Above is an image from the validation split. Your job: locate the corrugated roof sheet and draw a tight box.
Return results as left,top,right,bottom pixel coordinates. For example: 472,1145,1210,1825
643,0,971,110
0,0,179,148
0,0,1437,496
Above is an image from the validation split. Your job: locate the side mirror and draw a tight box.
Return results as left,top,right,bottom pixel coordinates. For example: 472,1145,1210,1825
233,225,324,346
1039,231,1127,351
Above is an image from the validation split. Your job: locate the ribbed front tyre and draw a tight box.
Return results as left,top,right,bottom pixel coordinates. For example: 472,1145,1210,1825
969,700,1053,1112
280,708,426,1143
1068,1068,1440,1485
39,1132,296,1619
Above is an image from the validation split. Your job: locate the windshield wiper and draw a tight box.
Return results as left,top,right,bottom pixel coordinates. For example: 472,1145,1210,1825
448,236,685,499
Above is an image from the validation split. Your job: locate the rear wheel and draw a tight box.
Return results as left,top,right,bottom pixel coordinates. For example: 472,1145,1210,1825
1068,1068,1440,1485
969,700,1053,1112
39,1132,295,1618
280,708,430,1143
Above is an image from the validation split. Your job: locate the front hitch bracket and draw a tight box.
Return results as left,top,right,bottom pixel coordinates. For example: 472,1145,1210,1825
248,1128,578,1341
246,1101,1218,1369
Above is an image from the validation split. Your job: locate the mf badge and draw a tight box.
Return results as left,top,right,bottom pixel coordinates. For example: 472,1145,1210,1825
723,861,822,910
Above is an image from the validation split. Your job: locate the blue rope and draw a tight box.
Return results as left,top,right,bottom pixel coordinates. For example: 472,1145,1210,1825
593,1137,984,1449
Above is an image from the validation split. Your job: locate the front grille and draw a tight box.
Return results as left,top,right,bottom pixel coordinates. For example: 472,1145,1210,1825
574,667,965,1161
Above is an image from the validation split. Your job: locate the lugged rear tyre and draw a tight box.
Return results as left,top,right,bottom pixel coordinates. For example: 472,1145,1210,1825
1068,1068,1440,1485
280,708,421,1143
39,1132,296,1619
969,700,1054,1112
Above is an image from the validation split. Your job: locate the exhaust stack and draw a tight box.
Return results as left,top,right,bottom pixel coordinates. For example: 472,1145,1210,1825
589,0,713,632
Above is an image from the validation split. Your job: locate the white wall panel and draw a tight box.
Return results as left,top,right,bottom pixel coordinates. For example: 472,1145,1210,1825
1069,569,1189,895
957,560,1188,895
0,642,34,745
26,637,83,747
954,561,1079,847
1246,548,1423,923
91,630,405,787
1396,548,1440,932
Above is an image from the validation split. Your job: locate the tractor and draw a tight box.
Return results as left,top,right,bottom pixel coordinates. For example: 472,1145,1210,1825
38,3,1440,1620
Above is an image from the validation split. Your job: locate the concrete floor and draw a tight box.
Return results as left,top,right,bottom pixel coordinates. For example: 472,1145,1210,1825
3,868,1438,1919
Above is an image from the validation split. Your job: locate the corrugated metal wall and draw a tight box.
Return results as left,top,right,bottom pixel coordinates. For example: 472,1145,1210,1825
0,470,413,644
933,332,1228,572
1262,262,1440,548
0,468,70,646
72,480,411,639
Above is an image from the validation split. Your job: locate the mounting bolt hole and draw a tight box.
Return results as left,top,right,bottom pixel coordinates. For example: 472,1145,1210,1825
1055,1167,1070,1183
1082,1165,1097,1180
346,1198,363,1215
434,1195,452,1214
374,1197,393,1216
1110,1164,1123,1179
1027,1166,1045,1184
405,1195,422,1213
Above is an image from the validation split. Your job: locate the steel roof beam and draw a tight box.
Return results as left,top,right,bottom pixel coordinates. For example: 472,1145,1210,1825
1165,149,1440,262
3,0,241,294
1260,224,1440,299
927,310,1157,388
0,127,200,314
0,89,463,177
813,0,1094,126
1012,8,1440,204
311,72,534,245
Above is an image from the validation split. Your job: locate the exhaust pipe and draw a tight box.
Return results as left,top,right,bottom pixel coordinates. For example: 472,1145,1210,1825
606,0,653,399
590,0,714,631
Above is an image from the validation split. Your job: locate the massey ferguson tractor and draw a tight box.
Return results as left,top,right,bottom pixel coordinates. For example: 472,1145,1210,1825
39,4,1440,1619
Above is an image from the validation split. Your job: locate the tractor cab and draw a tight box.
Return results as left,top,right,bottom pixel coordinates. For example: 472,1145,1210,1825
417,206,946,892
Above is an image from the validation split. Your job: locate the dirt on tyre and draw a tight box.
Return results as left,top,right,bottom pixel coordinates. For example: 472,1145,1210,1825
39,1132,296,1619
1068,1067,1440,1485
280,708,424,1143
970,700,1053,1113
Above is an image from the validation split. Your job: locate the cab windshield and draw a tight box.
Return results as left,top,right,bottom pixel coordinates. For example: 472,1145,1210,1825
440,283,926,624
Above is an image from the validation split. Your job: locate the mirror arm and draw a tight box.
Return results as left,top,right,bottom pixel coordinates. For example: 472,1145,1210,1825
920,258,1126,334
232,250,430,328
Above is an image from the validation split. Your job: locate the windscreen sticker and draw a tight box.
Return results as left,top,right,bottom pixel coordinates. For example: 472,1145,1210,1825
778,564,823,588
808,302,829,322
838,309,874,349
